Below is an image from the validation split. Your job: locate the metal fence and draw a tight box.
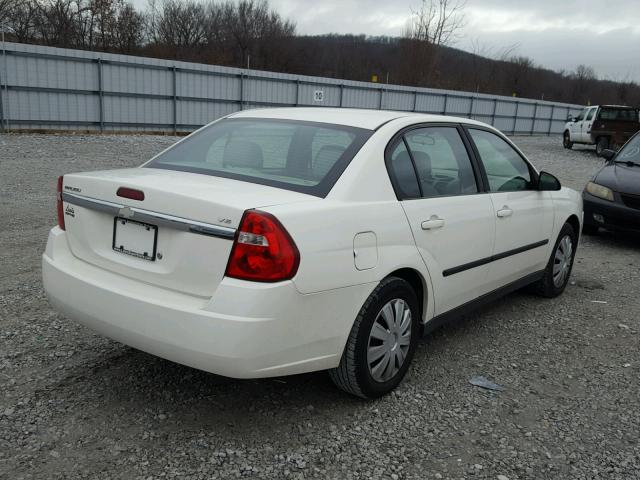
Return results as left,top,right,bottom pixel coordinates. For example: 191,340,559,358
0,41,584,135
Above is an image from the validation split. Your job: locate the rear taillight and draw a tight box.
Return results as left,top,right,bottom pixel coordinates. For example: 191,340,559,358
57,176,65,230
225,210,300,282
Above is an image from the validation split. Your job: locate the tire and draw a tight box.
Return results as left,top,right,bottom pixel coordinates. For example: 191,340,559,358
563,131,573,149
329,277,420,399
532,223,577,298
595,137,609,157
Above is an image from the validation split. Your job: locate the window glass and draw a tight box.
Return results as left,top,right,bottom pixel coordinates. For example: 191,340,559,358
574,109,587,121
469,129,534,192
617,134,640,164
387,140,421,199
585,108,596,121
597,108,639,122
404,127,478,197
311,128,354,178
146,119,371,197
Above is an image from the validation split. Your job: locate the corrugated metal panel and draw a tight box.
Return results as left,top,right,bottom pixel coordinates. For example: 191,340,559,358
0,42,585,135
298,84,341,107
177,100,238,126
384,91,414,111
473,99,494,116
416,94,445,113
342,87,379,109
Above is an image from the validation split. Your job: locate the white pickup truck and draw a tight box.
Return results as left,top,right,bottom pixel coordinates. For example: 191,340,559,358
563,105,640,156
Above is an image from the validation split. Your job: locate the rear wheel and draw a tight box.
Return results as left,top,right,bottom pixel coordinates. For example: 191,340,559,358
595,137,609,157
532,223,577,298
329,277,419,399
563,131,573,149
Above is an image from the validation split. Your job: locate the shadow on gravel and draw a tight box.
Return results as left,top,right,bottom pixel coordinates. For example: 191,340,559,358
47,345,364,441
583,230,640,252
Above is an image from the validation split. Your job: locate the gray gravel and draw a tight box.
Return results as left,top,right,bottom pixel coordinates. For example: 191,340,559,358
1,133,639,480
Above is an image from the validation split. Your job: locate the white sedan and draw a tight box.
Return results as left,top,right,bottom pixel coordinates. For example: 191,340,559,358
43,108,582,398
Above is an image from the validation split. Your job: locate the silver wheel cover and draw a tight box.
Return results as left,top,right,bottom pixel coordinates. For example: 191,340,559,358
367,299,412,383
553,235,573,288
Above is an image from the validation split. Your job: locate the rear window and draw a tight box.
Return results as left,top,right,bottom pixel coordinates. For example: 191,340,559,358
145,118,372,197
597,108,639,122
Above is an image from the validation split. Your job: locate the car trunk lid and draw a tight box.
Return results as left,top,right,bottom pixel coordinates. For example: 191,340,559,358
61,168,316,297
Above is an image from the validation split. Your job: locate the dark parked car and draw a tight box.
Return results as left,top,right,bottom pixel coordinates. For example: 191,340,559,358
583,131,640,234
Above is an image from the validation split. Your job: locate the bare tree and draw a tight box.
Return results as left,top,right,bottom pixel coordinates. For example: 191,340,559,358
398,0,466,87
0,0,16,26
406,0,466,47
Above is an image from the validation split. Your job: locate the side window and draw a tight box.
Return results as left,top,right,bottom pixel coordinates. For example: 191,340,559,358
468,129,534,192
585,108,596,121
403,127,478,197
575,109,586,122
387,139,421,199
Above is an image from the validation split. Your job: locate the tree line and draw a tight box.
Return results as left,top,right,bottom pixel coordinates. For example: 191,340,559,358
1,0,639,107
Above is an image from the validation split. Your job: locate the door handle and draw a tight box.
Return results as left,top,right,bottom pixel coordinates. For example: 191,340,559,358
421,216,445,230
497,206,513,218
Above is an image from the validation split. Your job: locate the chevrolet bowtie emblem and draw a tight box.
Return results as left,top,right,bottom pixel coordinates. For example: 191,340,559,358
118,206,134,219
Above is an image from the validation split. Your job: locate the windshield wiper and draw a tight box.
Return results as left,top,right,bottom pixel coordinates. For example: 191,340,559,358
615,160,640,167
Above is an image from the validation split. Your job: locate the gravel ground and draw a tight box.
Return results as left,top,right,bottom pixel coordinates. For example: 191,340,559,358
1,133,639,480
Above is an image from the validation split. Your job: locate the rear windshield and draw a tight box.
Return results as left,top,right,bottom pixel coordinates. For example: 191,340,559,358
597,108,639,122
145,118,372,197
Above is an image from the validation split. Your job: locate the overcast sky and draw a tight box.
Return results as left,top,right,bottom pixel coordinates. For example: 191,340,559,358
133,0,640,81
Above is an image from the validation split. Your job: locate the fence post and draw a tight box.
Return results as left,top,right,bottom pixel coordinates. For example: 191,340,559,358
512,101,520,134
442,94,448,115
0,56,4,132
379,87,384,109
530,102,538,135
295,79,299,106
412,91,418,112
491,98,498,127
468,96,474,119
339,84,343,107
172,66,177,134
547,104,555,135
1,39,7,132
239,73,244,111
97,59,104,132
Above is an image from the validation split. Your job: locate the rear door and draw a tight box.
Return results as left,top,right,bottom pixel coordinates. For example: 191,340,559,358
387,125,496,316
465,128,553,290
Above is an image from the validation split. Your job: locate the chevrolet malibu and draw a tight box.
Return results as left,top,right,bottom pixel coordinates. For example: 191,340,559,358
43,108,583,398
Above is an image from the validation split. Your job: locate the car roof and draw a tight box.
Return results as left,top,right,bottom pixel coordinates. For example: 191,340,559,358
228,107,489,131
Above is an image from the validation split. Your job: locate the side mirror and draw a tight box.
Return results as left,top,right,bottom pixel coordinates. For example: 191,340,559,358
567,114,574,122
601,149,616,161
538,171,561,191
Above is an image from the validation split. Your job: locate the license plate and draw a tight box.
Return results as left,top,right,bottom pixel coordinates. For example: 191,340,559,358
112,217,158,261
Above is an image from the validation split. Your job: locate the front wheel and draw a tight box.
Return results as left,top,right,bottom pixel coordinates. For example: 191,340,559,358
329,277,420,399
563,131,573,149
532,223,577,298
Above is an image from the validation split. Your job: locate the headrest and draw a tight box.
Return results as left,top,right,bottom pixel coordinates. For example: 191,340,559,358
223,140,263,169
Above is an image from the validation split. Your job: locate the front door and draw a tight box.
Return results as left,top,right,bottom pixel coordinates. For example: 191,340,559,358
466,128,554,290
387,125,496,316
581,107,597,143
570,108,587,142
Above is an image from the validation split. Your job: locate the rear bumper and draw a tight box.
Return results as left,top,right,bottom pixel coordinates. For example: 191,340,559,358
43,227,373,378
583,192,640,233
